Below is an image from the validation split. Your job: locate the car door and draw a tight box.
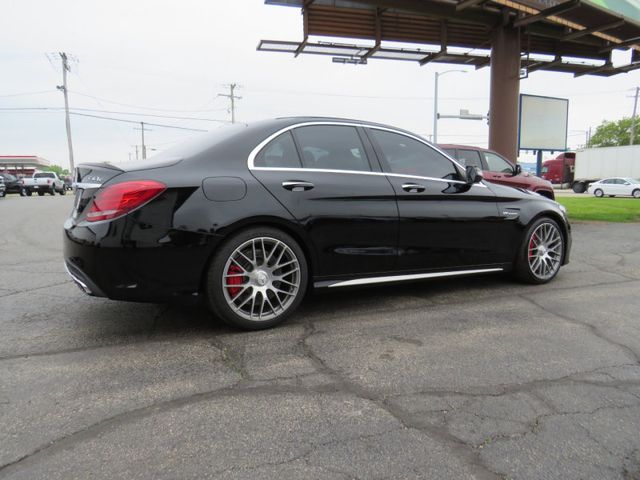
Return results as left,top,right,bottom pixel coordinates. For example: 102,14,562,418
613,178,629,195
365,127,506,271
249,124,398,279
481,151,523,188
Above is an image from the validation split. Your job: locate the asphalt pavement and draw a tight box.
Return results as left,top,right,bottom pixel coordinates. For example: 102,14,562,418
1,194,640,480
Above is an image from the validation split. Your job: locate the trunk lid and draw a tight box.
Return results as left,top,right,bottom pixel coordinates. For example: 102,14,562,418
72,163,125,222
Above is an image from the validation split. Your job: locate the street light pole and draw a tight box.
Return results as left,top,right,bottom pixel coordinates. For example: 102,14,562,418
432,69,466,144
433,72,439,145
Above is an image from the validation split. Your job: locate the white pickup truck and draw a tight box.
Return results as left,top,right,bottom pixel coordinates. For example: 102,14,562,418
21,172,66,196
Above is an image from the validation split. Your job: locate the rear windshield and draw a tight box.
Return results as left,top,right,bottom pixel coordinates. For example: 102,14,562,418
34,173,55,178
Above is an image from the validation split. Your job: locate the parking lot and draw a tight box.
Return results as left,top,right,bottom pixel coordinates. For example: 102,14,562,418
0,194,639,479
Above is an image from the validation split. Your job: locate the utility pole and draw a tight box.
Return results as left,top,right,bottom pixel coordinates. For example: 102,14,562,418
56,52,75,172
630,86,639,145
134,122,151,159
219,83,242,123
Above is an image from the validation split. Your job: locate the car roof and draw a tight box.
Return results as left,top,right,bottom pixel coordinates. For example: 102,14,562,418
437,143,493,153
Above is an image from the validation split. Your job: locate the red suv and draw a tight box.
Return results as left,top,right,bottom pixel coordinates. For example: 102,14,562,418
439,144,555,200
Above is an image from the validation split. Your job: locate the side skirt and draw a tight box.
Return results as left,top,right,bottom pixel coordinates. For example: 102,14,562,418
314,267,504,289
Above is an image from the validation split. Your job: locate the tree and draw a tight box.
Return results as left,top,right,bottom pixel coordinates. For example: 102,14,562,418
588,117,634,148
43,164,70,177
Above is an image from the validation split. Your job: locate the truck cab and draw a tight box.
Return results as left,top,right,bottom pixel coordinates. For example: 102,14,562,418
541,152,575,185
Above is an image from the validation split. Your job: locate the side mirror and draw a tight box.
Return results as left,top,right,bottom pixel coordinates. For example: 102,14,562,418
513,164,522,176
465,165,483,184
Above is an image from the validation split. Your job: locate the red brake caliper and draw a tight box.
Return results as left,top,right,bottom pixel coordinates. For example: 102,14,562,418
226,264,245,298
528,233,537,260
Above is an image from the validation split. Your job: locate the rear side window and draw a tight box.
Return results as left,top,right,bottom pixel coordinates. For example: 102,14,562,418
369,129,458,180
457,149,483,169
293,125,371,172
254,132,302,168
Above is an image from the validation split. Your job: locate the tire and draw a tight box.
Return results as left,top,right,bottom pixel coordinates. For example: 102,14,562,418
633,189,640,199
59,188,66,195
594,189,603,198
0,191,5,198
37,191,45,197
20,188,26,197
49,188,56,196
572,182,585,193
206,227,308,330
514,217,564,285
26,190,32,196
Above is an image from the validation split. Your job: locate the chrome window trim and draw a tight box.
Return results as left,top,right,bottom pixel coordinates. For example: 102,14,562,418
247,121,486,188
316,267,504,288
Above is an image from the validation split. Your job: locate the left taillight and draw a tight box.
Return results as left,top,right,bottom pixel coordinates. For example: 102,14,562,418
86,180,166,222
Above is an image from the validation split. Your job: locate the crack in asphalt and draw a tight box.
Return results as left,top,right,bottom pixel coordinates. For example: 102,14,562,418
521,295,640,364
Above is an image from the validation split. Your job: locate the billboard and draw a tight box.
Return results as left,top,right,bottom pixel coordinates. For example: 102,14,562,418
518,94,569,152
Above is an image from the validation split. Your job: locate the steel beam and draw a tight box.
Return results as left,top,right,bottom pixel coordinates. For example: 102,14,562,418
562,19,625,42
455,0,486,11
599,35,640,53
513,0,581,28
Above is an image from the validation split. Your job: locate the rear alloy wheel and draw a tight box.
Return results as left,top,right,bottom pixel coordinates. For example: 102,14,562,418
206,227,308,330
594,189,603,198
515,217,564,284
633,189,640,199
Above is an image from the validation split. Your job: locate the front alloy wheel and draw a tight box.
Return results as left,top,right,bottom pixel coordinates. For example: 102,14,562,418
516,218,564,284
207,228,308,329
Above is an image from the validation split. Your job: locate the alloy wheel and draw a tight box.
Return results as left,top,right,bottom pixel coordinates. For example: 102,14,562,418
222,237,300,322
527,222,563,281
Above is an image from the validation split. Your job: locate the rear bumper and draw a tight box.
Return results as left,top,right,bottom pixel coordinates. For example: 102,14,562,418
63,216,222,304
64,261,106,297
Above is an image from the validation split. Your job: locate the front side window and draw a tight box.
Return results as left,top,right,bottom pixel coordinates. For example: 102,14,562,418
254,132,302,168
483,152,514,173
457,149,483,169
369,129,458,180
293,125,371,172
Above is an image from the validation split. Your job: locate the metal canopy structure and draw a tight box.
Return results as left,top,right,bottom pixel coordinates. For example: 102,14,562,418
260,0,640,76
258,0,640,160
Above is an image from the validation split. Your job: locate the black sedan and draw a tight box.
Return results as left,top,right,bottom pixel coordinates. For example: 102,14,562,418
64,117,571,329
0,173,26,196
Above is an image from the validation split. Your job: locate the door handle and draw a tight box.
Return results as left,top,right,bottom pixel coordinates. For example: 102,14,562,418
282,181,314,192
402,183,426,193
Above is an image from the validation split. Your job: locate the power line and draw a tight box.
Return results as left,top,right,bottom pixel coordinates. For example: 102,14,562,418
68,90,228,113
68,112,207,132
0,90,56,98
0,106,228,122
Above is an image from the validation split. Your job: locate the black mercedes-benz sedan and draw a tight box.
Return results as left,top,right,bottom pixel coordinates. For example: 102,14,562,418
64,117,571,329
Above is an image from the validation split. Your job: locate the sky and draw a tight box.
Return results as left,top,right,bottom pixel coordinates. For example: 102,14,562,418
1,0,639,170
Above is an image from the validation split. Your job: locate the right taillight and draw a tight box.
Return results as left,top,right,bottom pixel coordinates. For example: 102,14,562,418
86,180,166,222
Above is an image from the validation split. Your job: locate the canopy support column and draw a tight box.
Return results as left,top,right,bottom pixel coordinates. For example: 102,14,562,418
489,23,520,161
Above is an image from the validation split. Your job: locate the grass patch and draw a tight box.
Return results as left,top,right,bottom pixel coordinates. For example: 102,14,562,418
557,197,640,222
